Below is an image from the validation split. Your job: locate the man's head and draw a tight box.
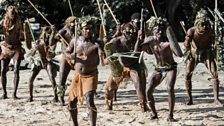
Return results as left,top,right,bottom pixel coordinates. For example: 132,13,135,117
194,9,211,33
121,22,135,40
6,5,18,20
146,16,168,37
131,12,140,29
64,16,76,28
80,20,93,39
195,18,210,33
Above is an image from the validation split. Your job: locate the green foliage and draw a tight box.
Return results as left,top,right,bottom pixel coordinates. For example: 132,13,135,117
0,0,143,27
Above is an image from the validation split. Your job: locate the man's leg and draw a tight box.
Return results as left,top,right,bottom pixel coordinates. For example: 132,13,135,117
13,60,21,99
208,60,222,105
58,59,71,105
105,74,120,110
166,70,177,121
185,59,195,105
46,63,58,102
28,67,41,102
130,70,148,112
1,59,10,99
68,98,78,126
146,71,162,119
85,91,97,126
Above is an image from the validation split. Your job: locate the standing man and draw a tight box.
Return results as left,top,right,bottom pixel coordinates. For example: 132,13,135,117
66,19,106,126
104,22,148,112
27,26,58,102
0,5,25,99
56,16,76,105
142,17,178,121
183,10,222,105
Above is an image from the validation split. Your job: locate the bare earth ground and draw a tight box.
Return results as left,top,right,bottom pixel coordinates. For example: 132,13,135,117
0,43,224,126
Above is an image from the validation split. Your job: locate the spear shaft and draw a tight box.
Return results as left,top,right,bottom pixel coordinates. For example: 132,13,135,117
27,0,69,46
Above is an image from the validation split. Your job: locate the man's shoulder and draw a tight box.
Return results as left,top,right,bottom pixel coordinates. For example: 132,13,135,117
109,36,122,43
186,27,196,36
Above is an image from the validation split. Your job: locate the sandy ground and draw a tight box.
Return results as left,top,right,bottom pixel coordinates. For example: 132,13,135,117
0,43,224,126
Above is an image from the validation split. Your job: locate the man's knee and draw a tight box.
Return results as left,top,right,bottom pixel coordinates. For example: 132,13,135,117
105,89,115,100
85,91,96,108
69,98,78,109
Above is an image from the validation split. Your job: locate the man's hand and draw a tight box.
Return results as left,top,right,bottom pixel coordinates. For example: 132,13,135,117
70,53,76,59
51,25,56,33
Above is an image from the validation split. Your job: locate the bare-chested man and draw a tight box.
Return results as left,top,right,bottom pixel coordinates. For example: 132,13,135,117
27,26,58,102
65,19,106,126
184,10,222,105
0,5,25,99
56,16,76,105
104,22,148,112
142,17,178,121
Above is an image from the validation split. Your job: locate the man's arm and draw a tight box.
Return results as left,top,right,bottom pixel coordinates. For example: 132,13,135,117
64,38,75,59
183,28,194,50
95,41,108,66
140,36,155,54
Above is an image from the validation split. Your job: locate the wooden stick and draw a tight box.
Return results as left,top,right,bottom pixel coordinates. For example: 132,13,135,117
26,18,36,42
27,0,69,46
180,21,186,34
68,0,74,16
96,0,107,37
103,0,119,25
26,18,45,67
149,0,158,18
73,21,77,53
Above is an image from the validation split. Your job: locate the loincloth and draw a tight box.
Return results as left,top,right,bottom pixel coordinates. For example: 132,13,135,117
190,48,215,63
129,62,148,76
105,67,130,91
69,72,98,101
155,62,177,72
0,41,25,60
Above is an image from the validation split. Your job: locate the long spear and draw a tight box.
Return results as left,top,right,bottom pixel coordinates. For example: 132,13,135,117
96,0,107,38
67,0,77,57
67,0,74,16
27,0,69,46
26,18,44,67
149,0,157,18
103,0,119,25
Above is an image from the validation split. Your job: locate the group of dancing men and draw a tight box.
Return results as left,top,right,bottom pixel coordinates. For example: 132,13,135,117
0,5,223,126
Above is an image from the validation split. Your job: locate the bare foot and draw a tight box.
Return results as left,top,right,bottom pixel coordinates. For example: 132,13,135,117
60,97,65,106
106,104,113,110
140,103,150,112
186,100,193,105
150,115,158,120
52,97,59,103
27,97,33,102
167,117,177,122
213,99,223,105
12,95,19,100
1,94,8,99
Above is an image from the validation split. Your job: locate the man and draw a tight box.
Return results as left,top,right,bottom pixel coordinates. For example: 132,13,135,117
0,5,25,99
112,12,140,38
56,16,76,106
104,22,148,112
142,17,177,121
130,12,141,32
183,10,222,105
66,19,106,126
27,26,58,102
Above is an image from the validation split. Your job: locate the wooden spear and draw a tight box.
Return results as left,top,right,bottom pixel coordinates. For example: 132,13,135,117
103,0,119,25
67,0,74,16
96,0,107,38
149,0,158,18
27,0,69,46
